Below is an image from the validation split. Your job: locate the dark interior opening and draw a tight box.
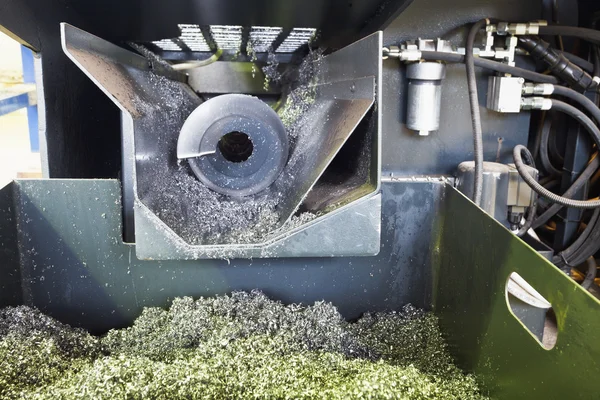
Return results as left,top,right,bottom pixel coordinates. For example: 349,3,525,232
218,131,254,162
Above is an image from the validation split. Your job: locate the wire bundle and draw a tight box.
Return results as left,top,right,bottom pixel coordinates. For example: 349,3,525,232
408,21,600,288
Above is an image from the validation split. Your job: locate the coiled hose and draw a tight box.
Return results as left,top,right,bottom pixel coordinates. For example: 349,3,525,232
514,146,600,209
516,149,538,237
554,208,600,268
532,154,600,229
514,98,600,211
530,88,600,227
529,86,600,220
550,98,600,148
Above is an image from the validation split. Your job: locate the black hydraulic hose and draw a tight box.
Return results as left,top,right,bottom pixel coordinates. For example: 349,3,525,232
552,85,600,124
532,155,600,229
570,225,600,267
594,46,600,77
581,257,597,290
540,175,558,187
539,115,563,177
551,100,600,148
593,168,600,185
466,19,488,207
557,209,599,258
572,232,600,268
419,51,560,84
514,145,600,209
519,37,595,92
558,50,595,74
538,25,600,46
554,208,600,268
548,127,565,164
532,111,545,159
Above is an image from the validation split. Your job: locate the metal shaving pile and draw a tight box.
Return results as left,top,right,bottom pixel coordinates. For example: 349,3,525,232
136,73,286,247
0,291,487,399
141,51,321,246
151,163,283,245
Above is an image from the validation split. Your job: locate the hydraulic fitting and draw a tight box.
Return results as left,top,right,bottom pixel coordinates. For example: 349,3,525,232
491,21,548,36
520,97,552,111
519,37,596,92
522,83,555,96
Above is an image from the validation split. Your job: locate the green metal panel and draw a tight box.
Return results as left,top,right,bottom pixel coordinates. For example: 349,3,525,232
434,184,600,399
4,177,600,398
0,182,22,307
5,179,439,333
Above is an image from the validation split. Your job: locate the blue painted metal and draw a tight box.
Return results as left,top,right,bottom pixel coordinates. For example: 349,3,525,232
26,103,39,152
21,46,35,83
21,46,39,152
0,93,30,116
0,47,38,151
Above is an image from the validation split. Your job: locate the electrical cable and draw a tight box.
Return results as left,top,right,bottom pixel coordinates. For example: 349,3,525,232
513,145,600,209
465,19,489,206
580,257,597,290
516,147,538,237
538,25,600,46
517,202,537,237
419,51,560,84
420,23,600,262
532,154,600,229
